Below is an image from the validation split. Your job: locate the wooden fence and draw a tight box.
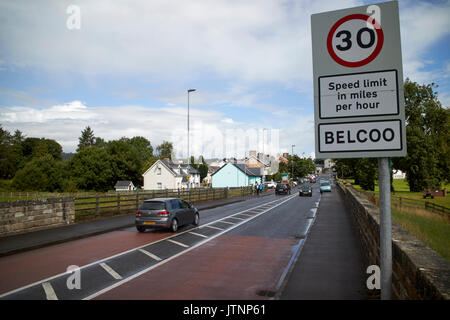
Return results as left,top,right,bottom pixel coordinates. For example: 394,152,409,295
351,186,449,216
74,187,253,222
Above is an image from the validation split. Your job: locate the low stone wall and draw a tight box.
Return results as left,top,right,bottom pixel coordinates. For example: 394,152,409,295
0,197,75,237
338,182,450,300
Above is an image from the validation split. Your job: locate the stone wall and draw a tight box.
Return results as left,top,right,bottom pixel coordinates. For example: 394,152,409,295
0,197,75,237
338,182,450,300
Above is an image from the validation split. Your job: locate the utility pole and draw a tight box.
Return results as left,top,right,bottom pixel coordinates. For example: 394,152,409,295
291,145,295,182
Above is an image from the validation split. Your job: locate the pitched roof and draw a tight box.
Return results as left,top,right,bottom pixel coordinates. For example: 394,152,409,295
212,162,263,177
114,180,134,188
160,159,200,175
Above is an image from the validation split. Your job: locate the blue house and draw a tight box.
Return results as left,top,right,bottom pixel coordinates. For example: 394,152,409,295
211,162,263,188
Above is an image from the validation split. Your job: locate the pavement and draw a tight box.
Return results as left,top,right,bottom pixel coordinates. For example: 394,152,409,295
279,183,368,300
0,191,272,257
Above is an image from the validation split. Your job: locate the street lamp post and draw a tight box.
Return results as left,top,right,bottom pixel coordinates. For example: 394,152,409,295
291,145,295,182
187,88,196,164
187,88,196,189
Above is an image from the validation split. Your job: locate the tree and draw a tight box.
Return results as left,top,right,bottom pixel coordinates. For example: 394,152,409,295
156,141,173,160
12,154,65,191
77,126,96,151
0,126,25,179
392,79,449,191
68,147,116,191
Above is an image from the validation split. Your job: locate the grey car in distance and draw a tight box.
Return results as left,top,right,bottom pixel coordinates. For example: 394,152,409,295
135,198,199,233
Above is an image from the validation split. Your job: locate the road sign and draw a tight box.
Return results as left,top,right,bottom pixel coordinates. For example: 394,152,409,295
311,1,406,159
327,13,384,68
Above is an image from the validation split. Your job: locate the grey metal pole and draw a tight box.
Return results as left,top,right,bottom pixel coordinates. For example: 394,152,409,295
187,91,190,166
378,157,392,300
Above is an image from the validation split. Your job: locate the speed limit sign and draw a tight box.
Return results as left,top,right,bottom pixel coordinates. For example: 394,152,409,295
327,14,384,68
311,1,406,159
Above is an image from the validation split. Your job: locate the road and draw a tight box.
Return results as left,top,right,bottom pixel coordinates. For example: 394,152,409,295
0,182,324,300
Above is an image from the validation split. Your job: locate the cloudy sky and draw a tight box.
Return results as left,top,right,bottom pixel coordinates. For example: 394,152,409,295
0,0,449,159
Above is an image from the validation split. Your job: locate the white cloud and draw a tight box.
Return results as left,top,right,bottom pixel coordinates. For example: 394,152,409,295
0,0,359,88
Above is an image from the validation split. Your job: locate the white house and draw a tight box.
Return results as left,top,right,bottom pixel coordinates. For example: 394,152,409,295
142,159,201,190
114,180,135,191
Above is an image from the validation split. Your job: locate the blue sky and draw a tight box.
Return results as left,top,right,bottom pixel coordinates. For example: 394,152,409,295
0,0,449,159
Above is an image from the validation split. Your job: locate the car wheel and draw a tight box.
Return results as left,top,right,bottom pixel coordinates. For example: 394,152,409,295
136,226,146,233
170,218,178,233
193,213,199,226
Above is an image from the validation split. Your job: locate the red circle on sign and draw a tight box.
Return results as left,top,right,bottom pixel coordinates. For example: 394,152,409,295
327,14,384,68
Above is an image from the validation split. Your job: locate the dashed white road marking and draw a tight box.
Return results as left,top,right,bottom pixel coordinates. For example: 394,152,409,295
217,220,235,225
188,231,208,238
227,216,245,221
138,249,162,261
167,239,189,248
237,213,253,217
42,282,58,300
100,263,122,280
202,225,224,231
0,195,295,300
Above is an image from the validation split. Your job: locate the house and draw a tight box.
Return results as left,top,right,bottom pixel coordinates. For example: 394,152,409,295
142,159,200,190
114,180,135,191
203,166,221,186
211,162,263,188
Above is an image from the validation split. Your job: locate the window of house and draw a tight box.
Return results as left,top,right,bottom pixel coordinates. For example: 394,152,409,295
157,182,162,189
156,167,161,175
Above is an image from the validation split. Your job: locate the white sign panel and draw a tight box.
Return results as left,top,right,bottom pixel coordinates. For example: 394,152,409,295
311,1,406,159
319,70,398,119
318,120,402,153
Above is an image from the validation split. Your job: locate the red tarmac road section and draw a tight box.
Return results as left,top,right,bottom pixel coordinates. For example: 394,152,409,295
0,230,169,294
95,234,297,300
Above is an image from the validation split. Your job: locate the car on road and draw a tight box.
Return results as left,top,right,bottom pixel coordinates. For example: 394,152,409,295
320,180,332,193
275,183,291,195
135,198,199,233
299,184,312,197
264,181,277,189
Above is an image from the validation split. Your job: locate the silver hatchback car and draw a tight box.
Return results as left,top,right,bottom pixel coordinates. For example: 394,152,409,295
135,198,199,233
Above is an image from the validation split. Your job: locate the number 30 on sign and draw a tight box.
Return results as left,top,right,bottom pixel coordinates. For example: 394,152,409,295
327,13,384,68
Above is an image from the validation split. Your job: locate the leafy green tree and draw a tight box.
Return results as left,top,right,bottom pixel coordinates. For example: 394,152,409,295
392,79,449,191
12,154,65,191
77,126,96,151
22,137,62,161
156,141,173,159
106,138,144,186
0,126,25,179
68,147,116,191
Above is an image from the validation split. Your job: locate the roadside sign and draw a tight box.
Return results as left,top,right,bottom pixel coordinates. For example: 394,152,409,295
312,1,406,159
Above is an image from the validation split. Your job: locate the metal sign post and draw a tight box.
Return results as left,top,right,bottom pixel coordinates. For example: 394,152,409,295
378,157,392,299
311,1,406,300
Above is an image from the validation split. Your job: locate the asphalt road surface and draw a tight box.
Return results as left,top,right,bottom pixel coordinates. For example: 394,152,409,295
0,182,323,300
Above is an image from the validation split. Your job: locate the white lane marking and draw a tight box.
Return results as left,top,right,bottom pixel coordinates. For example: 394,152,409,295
0,196,284,299
202,225,224,231
237,213,252,217
100,263,122,280
138,249,162,261
227,216,245,221
167,239,189,248
84,194,297,300
188,231,208,238
42,282,58,300
216,220,234,225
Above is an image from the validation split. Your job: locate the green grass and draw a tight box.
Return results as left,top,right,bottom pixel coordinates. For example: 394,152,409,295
343,178,450,261
346,178,450,209
392,207,450,261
